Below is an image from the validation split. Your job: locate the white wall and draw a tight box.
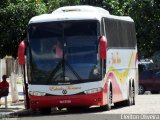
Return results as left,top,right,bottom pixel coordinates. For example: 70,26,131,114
0,59,6,82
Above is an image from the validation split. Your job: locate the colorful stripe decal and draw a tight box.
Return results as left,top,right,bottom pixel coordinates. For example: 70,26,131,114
106,52,134,84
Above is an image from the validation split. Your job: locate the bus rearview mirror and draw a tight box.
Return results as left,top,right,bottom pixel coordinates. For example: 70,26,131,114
100,36,107,59
18,40,26,64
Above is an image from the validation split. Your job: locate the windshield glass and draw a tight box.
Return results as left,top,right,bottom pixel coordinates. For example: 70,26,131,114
28,20,100,84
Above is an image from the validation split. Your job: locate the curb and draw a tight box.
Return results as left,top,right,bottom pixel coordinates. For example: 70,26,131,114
0,101,24,113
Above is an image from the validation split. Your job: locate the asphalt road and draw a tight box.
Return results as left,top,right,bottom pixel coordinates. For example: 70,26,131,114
4,94,160,120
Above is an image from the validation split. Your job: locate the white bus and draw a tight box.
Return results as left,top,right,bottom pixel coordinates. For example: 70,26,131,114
18,5,138,113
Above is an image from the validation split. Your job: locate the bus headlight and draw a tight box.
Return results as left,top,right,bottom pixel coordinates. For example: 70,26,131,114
84,87,102,94
29,91,46,96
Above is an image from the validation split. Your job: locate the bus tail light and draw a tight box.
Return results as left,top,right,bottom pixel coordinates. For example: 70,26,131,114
100,36,107,59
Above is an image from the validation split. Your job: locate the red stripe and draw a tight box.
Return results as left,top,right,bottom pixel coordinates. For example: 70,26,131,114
29,72,125,109
106,72,123,102
29,92,103,109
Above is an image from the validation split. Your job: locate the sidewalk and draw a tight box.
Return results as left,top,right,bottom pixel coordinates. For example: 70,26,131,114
0,101,24,114
0,84,25,115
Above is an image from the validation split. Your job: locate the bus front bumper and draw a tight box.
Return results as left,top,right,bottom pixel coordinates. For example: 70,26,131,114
29,92,104,109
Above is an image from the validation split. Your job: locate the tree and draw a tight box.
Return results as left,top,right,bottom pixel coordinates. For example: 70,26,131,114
0,0,47,59
0,0,9,9
80,0,160,59
0,0,81,58
80,0,132,16
47,0,80,13
0,0,159,60
129,0,160,59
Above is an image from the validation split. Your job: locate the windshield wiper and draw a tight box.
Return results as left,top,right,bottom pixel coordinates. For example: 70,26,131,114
47,60,63,84
46,59,82,84
65,60,81,80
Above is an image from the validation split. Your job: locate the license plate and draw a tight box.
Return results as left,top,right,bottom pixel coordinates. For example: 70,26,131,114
59,100,71,104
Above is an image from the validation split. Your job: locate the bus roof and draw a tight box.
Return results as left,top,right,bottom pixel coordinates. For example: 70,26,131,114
29,5,134,24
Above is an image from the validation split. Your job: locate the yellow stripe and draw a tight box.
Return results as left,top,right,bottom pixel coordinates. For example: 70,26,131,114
106,52,134,84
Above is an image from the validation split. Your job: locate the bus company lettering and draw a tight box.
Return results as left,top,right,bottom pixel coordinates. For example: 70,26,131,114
49,86,81,91
111,52,121,64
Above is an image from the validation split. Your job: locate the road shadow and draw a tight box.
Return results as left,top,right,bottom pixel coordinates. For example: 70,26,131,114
8,102,131,118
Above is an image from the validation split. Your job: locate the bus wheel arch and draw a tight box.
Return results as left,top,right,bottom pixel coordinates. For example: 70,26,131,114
101,80,113,111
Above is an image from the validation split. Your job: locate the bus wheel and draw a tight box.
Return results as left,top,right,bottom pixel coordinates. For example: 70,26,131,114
125,83,134,106
67,106,89,112
133,83,135,105
101,85,112,111
107,87,112,110
151,91,159,94
39,107,51,114
67,107,76,111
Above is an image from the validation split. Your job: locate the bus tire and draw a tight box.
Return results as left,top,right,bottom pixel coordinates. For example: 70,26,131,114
125,82,134,106
132,81,135,105
151,91,159,94
67,106,89,112
107,86,112,110
101,84,112,111
67,107,76,112
39,107,51,114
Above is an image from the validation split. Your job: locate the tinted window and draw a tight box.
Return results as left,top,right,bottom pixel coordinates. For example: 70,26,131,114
153,70,160,79
104,18,136,48
140,70,153,80
28,20,100,84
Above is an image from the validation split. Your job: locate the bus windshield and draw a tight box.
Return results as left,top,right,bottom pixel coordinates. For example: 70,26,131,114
28,20,100,84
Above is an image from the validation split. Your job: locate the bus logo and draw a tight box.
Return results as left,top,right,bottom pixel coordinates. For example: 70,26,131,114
62,89,67,95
